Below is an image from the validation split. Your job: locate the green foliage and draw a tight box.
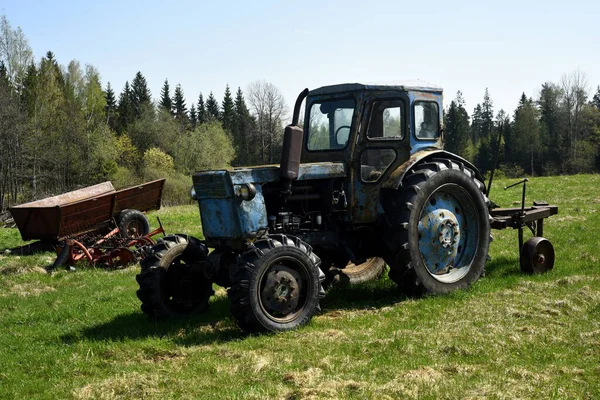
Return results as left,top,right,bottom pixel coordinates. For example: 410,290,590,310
172,121,234,175
143,147,175,171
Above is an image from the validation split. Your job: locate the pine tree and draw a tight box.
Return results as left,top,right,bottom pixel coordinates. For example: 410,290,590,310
197,93,206,124
481,88,494,138
130,71,151,118
220,84,235,133
509,93,541,175
104,82,117,130
538,82,563,172
444,91,471,160
471,104,483,143
205,92,220,120
172,84,188,132
592,85,600,111
20,62,37,117
159,79,172,112
116,81,134,134
232,87,255,165
0,61,8,88
172,84,187,118
189,104,197,129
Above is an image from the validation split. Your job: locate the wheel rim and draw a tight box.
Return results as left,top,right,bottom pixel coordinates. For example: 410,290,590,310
417,183,480,283
521,237,555,274
125,220,144,238
258,257,309,323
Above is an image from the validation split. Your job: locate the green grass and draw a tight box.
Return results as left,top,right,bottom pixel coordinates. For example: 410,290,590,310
1,176,599,399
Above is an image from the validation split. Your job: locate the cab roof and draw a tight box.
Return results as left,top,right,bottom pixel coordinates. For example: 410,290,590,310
308,80,443,97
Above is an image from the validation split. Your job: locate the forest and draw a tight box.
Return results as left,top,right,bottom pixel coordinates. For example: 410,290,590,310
1,14,599,212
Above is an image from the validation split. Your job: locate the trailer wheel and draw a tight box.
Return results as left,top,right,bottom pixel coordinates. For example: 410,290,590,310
228,234,325,333
118,209,150,238
136,234,214,318
382,159,491,295
520,236,554,274
327,257,386,287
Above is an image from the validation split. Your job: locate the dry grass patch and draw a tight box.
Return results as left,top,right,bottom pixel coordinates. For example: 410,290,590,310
1,281,55,297
73,372,179,400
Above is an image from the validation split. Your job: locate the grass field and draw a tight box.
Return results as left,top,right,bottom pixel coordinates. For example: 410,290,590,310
1,175,599,399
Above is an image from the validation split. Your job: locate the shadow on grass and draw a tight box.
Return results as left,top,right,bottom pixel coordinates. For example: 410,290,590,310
484,255,522,279
62,277,411,345
61,295,244,346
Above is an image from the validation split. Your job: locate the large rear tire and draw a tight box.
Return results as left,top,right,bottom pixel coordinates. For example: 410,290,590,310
382,158,491,295
136,234,214,318
228,234,325,333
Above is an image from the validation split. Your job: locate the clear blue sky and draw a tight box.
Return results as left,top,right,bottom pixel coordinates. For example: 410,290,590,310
2,0,599,118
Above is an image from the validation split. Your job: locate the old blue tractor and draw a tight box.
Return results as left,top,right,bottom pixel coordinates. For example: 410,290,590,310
136,82,555,333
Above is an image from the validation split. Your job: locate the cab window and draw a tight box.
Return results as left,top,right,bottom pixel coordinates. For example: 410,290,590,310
414,101,439,139
367,100,404,140
307,99,355,151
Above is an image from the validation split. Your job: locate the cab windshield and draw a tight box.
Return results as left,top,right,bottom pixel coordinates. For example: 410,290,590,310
307,98,355,151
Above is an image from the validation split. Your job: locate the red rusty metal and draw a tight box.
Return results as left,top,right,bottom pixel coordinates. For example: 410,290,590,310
9,179,166,242
53,221,166,269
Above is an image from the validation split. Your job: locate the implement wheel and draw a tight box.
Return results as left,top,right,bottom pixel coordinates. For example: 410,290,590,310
382,158,491,295
136,234,214,318
228,234,325,333
118,209,150,238
520,237,555,274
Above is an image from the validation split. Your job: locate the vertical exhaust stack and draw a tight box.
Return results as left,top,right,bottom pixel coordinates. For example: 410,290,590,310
280,89,309,199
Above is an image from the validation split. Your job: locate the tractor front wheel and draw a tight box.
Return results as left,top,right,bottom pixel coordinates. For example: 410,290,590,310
382,159,491,295
228,234,325,333
136,234,214,318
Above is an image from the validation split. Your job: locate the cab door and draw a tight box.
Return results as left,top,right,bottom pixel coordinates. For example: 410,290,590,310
350,92,411,223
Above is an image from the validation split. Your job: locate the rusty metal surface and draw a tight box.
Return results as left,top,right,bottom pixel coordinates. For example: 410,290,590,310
9,179,165,241
11,182,115,208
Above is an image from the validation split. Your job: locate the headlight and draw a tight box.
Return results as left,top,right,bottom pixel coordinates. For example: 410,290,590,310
190,186,197,200
237,183,257,201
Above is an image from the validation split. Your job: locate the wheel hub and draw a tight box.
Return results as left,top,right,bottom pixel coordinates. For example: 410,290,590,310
261,266,301,316
418,191,470,281
438,217,460,249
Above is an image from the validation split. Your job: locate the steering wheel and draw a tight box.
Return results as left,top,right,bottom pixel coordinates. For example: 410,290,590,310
335,125,351,136
334,125,351,146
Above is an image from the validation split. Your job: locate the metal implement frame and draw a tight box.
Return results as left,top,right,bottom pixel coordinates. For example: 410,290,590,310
51,217,166,270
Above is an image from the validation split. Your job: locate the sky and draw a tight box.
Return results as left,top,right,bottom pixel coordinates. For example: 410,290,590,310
2,0,599,119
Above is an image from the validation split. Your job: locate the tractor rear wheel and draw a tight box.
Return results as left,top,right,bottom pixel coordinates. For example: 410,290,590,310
382,159,491,295
228,234,325,333
136,234,214,318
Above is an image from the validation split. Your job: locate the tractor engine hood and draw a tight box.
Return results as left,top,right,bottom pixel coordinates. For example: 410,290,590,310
192,162,346,244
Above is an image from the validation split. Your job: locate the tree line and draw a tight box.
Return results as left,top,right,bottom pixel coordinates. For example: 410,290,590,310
445,71,600,178
0,15,288,211
1,14,600,211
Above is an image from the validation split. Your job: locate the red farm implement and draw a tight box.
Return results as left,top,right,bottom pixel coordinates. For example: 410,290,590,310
9,179,166,270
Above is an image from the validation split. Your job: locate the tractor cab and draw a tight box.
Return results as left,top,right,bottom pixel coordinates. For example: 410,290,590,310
299,82,444,166
287,83,445,224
